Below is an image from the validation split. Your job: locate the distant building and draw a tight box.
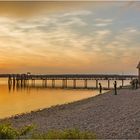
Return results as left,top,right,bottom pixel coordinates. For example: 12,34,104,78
137,62,140,84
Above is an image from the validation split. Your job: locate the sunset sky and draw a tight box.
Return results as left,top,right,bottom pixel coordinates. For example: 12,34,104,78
0,1,139,74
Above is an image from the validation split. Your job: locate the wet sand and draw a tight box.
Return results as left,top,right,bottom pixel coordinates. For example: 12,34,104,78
1,88,140,139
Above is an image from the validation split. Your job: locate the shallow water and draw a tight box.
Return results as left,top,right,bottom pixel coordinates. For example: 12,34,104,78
0,78,130,119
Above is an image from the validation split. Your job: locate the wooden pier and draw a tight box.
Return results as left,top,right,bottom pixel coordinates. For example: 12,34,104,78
0,74,137,90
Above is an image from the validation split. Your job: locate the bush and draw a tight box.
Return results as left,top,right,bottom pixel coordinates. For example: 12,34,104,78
0,124,96,139
0,123,34,139
19,124,34,136
32,128,96,139
0,123,19,139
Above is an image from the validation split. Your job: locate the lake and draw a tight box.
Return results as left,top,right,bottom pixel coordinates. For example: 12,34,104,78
0,78,130,119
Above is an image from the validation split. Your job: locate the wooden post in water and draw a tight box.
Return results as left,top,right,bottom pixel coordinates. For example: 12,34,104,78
84,79,87,88
96,79,98,89
32,79,35,86
16,75,19,85
20,75,23,87
45,79,47,87
13,75,15,87
65,79,67,88
137,62,140,85
62,79,65,88
8,74,12,85
122,79,124,87
23,76,26,87
52,79,55,88
8,75,12,91
13,81,15,91
108,79,110,89
73,79,76,88
42,79,45,86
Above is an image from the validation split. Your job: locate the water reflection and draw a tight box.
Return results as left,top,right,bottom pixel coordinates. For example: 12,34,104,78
0,83,99,119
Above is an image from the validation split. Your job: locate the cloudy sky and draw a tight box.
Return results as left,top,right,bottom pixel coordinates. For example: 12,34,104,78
0,1,139,74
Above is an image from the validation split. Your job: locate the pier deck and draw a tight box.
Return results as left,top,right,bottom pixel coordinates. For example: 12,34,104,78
0,74,138,89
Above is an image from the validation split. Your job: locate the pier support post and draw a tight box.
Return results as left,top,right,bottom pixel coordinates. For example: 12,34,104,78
42,79,45,87
13,76,16,89
65,79,67,88
73,79,76,88
8,82,12,92
52,79,55,88
96,79,98,89
23,79,26,87
13,75,15,85
16,79,19,85
21,79,23,87
8,75,12,85
62,79,65,88
84,79,87,88
122,79,124,87
13,82,15,91
45,79,47,87
108,79,110,89
32,79,35,86
62,79,67,88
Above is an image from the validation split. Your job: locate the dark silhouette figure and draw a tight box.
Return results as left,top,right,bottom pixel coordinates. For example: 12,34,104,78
99,83,102,94
130,80,135,89
114,81,117,95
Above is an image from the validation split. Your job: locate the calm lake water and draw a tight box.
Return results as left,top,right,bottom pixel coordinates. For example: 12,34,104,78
0,78,130,119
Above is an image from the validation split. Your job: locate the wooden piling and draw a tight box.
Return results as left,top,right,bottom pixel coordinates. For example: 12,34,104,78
108,79,110,89
32,79,35,86
62,79,65,88
65,79,67,88
96,79,98,89
73,79,76,88
122,79,124,87
45,79,47,87
84,79,87,88
52,79,55,88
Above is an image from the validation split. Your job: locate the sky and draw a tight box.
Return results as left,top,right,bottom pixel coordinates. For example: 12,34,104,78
0,1,139,74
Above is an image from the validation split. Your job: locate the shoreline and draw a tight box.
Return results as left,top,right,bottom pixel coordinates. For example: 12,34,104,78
1,88,140,138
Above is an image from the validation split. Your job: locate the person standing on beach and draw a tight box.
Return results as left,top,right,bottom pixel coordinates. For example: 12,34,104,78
114,81,117,95
99,83,102,94
130,79,135,89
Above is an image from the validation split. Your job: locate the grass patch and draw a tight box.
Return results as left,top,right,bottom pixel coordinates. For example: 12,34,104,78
0,123,34,139
0,123,96,139
32,128,96,139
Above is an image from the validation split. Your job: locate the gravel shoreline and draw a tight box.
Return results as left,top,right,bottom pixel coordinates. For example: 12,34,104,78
1,88,140,139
